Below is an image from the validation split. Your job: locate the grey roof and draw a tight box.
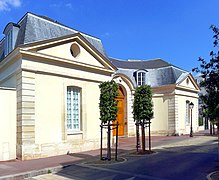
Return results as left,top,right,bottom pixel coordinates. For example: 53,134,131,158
147,66,188,87
0,39,4,60
0,12,190,88
110,58,188,87
110,57,173,69
0,12,108,60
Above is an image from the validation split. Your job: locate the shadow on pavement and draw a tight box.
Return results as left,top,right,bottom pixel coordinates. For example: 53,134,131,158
56,139,219,180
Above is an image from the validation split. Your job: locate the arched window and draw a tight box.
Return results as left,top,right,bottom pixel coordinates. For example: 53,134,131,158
3,22,20,56
136,70,146,86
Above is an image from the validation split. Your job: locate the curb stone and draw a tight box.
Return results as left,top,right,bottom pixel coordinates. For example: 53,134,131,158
82,157,127,166
0,166,63,180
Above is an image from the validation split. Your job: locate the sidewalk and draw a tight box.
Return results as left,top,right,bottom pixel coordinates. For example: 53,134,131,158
0,130,217,179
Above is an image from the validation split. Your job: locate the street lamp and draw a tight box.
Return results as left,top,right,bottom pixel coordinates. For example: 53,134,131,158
189,102,194,137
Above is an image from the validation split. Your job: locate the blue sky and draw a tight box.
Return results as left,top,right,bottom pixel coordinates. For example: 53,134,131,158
0,0,219,72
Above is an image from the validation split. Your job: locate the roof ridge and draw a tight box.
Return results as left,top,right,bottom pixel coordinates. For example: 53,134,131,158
110,57,165,62
109,57,126,61
127,58,162,62
170,64,187,72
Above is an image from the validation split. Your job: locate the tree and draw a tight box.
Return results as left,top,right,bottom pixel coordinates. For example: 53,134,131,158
133,85,153,152
193,25,219,124
193,25,219,159
99,80,119,160
99,80,119,123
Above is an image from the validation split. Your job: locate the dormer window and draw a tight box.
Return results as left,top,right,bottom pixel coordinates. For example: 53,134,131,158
3,22,20,57
136,70,147,86
5,30,13,55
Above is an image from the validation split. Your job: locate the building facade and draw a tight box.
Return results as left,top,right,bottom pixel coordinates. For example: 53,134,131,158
0,12,199,160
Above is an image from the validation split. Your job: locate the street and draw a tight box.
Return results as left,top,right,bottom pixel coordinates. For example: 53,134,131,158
33,135,218,180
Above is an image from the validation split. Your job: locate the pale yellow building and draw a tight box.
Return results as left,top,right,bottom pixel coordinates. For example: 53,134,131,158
111,58,200,136
0,12,200,161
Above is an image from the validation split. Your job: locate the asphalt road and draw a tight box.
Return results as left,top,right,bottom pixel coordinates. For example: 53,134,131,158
50,136,218,180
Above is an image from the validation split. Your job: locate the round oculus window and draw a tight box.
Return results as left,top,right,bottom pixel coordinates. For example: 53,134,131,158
70,43,80,58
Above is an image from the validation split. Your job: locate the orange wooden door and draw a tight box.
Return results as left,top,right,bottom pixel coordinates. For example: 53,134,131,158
113,88,125,136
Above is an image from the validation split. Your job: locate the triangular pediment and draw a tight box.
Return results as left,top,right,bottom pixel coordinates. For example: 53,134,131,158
19,33,116,71
176,73,200,91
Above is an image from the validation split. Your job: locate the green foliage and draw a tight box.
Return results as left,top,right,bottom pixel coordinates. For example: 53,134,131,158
47,169,52,173
193,25,219,121
133,85,153,122
99,80,119,124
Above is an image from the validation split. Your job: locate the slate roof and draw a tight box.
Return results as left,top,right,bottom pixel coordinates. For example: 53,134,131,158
110,58,173,69
0,12,108,61
0,12,190,88
0,39,4,60
110,57,188,87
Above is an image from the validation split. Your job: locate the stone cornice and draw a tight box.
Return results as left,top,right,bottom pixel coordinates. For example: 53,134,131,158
20,49,114,76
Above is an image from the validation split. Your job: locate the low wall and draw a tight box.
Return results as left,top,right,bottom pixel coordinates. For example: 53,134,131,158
0,87,16,161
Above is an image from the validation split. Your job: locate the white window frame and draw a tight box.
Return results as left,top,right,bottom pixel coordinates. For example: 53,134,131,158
137,70,146,86
66,86,81,133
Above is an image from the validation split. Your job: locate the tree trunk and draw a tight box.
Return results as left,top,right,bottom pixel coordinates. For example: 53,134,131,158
136,122,140,152
210,122,213,135
100,124,103,160
148,119,151,151
141,120,146,152
217,120,219,160
115,122,118,161
107,122,111,160
213,123,215,135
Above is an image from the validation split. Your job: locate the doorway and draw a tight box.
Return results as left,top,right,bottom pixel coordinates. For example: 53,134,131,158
113,87,125,136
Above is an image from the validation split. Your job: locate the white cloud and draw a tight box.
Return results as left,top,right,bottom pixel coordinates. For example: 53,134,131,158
101,32,111,38
50,2,73,9
0,0,21,11
65,3,72,9
50,3,61,8
11,0,21,7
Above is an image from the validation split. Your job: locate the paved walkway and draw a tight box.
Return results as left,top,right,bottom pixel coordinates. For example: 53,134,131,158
0,130,218,179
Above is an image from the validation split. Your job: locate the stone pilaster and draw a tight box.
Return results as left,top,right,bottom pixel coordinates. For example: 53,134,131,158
168,96,175,135
174,96,179,134
128,90,135,136
16,70,36,160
